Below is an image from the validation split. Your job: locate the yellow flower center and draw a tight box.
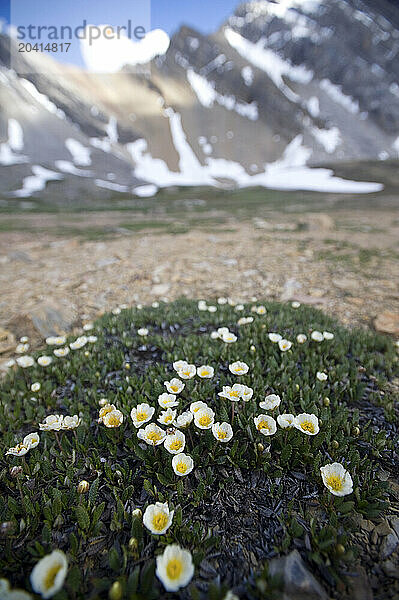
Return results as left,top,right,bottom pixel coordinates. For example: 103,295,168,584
326,475,343,491
229,391,239,398
176,462,187,474
182,371,190,377
257,420,269,431
171,385,179,392
166,558,183,580
170,440,182,451
152,512,168,531
218,430,227,439
201,370,209,376
147,431,162,443
164,415,172,423
136,411,147,421
301,421,315,433
43,563,62,591
199,415,211,427
107,414,120,427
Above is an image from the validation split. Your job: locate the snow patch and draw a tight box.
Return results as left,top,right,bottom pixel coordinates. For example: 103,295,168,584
0,119,28,165
20,79,66,119
311,126,341,153
241,66,254,86
393,136,399,155
12,166,63,197
54,160,92,177
133,184,158,197
307,96,320,117
65,139,91,166
224,28,312,103
95,179,128,192
320,79,359,114
105,116,118,143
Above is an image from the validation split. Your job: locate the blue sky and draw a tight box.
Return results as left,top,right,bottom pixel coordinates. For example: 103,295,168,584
0,0,238,67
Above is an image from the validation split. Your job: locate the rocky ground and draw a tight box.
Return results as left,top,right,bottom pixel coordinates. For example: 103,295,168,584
0,205,398,364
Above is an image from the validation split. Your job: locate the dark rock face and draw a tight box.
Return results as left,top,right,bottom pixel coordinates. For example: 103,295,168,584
0,0,399,201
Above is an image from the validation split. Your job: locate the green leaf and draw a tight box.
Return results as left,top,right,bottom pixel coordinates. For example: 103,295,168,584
75,505,90,531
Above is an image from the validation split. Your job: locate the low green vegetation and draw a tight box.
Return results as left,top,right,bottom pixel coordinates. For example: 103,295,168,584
0,299,397,599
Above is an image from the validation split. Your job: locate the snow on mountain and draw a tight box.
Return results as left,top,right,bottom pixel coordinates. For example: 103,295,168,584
1,0,399,201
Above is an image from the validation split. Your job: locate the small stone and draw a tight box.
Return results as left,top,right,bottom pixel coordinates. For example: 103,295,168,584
0,329,16,355
151,283,171,296
374,311,399,335
381,532,399,559
269,549,328,600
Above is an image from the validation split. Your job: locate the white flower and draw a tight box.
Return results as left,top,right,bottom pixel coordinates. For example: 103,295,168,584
0,578,32,599
137,423,166,446
237,316,253,326
278,339,292,352
323,331,334,340
218,384,244,402
16,343,30,354
143,502,174,535
198,300,208,311
277,414,295,429
54,347,70,357
16,356,35,368
152,302,159,308
83,323,93,331
6,442,30,457
222,332,237,343
190,401,209,414
291,301,301,308
37,356,52,367
223,592,240,600
137,304,143,310
156,544,194,592
62,416,81,430
98,403,116,422
137,328,149,336
316,371,328,381
164,430,186,454
294,413,319,435
177,364,196,380
102,409,124,428
31,382,41,392
210,331,219,339
241,385,254,402
175,412,193,428
172,453,194,477
217,327,230,338
39,415,64,431
311,330,324,342
112,307,121,315
256,305,267,315
87,335,98,343
235,304,244,311
69,336,87,350
229,361,249,375
30,549,68,599
197,365,214,378
46,336,66,346
131,403,155,428
259,394,281,410
20,336,29,343
158,408,177,426
208,305,217,313
194,407,215,429
320,463,353,496
173,360,188,372
5,359,16,368
164,378,185,394
296,334,307,344
268,333,282,343
217,297,227,305
212,422,233,442
254,415,277,436
158,393,179,409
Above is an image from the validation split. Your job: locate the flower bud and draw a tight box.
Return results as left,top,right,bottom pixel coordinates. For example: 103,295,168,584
108,581,123,600
77,480,90,494
84,351,89,357
353,426,360,437
99,398,108,406
0,521,15,536
132,508,142,520
257,443,264,453
10,466,23,478
332,440,339,449
124,363,131,370
128,537,139,552
250,345,256,353
323,397,330,407
336,543,345,556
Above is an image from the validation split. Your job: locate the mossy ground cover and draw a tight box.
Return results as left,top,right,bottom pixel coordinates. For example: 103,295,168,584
0,299,398,599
